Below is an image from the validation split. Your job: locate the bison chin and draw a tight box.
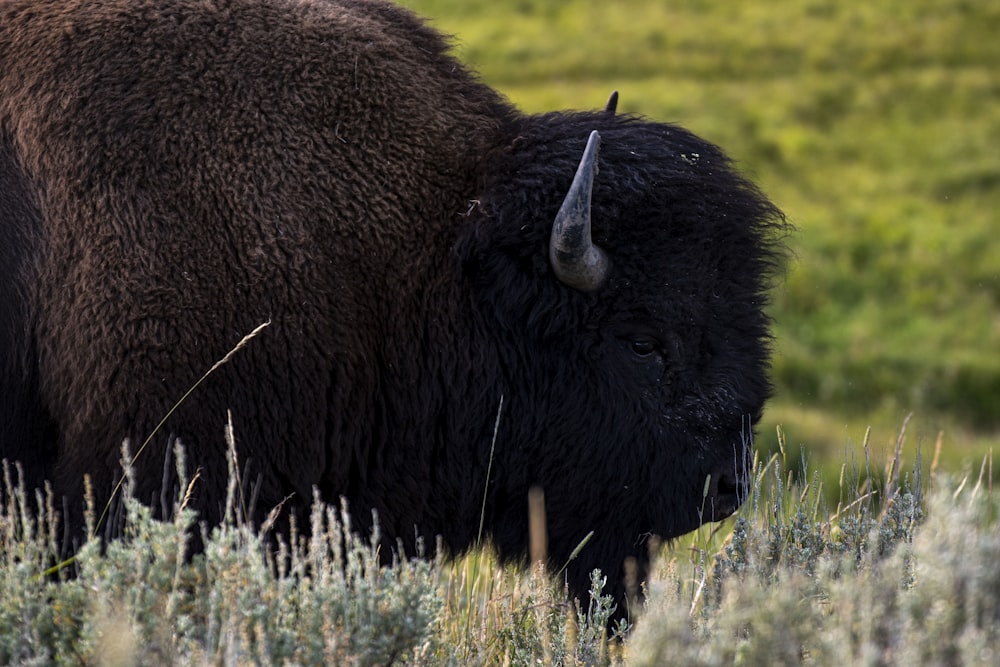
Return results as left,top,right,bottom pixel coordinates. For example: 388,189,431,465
651,441,754,540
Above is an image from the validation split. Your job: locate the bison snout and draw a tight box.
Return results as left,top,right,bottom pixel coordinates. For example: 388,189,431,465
702,466,749,522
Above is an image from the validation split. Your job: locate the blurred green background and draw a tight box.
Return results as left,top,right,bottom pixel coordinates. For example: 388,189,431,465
402,0,999,488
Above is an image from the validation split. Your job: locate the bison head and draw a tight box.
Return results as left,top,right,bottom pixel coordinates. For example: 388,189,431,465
457,105,787,612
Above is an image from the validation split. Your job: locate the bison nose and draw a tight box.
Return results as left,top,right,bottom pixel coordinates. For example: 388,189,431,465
703,467,748,522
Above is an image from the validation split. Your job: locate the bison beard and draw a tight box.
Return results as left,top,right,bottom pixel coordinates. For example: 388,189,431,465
0,0,786,618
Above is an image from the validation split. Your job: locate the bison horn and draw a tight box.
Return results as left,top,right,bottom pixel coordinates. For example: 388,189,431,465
549,130,610,292
604,90,619,115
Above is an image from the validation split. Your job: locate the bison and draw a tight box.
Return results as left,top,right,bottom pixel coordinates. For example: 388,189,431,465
0,0,786,614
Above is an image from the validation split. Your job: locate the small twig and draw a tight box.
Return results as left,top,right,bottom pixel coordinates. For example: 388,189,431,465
885,412,912,505
92,320,271,539
476,395,504,548
829,490,878,524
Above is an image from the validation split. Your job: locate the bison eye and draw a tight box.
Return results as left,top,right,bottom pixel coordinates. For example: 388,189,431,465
619,333,669,385
630,338,658,357
613,331,669,384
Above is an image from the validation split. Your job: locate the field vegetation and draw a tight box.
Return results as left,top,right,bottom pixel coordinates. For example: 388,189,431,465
2,430,996,664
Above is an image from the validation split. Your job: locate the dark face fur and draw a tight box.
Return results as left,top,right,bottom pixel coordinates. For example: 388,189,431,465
459,112,786,603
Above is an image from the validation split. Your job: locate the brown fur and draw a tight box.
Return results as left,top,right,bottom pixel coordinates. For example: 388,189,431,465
1,0,510,529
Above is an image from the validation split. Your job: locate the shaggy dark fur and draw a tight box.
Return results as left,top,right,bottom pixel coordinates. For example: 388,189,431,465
0,0,786,613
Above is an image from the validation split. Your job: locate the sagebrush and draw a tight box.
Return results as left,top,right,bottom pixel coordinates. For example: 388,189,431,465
1,426,996,665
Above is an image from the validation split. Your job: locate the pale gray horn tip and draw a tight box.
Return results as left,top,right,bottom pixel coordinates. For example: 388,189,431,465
587,129,602,151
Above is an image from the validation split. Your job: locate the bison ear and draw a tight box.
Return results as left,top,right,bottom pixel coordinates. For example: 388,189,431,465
549,131,610,292
604,90,619,115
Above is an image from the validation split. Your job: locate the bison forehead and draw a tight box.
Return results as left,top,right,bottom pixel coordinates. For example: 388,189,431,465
465,122,781,317
475,118,781,258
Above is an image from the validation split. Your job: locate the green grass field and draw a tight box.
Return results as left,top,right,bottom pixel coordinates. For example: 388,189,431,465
401,0,1000,484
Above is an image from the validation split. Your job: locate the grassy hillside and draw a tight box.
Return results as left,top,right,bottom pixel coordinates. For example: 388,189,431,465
401,0,1000,476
